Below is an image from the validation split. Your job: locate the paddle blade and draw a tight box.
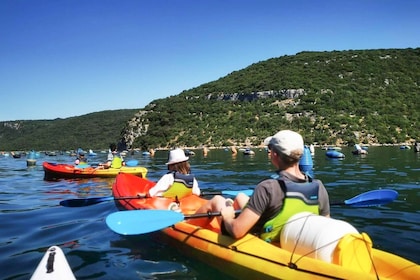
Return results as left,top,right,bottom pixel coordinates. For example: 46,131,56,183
344,189,398,207
60,196,113,207
106,210,184,235
222,189,254,196
125,159,139,167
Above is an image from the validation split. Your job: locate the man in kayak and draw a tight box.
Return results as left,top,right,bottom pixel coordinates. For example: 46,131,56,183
148,148,201,199
195,130,330,243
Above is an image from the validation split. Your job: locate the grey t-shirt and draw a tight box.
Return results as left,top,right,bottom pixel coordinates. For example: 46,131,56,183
246,171,330,234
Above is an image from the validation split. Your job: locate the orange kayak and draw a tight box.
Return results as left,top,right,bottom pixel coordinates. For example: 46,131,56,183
111,173,420,280
43,161,147,180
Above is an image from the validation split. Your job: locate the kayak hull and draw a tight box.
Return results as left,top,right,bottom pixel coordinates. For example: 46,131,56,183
30,246,76,280
159,219,420,280
43,161,147,180
112,173,420,280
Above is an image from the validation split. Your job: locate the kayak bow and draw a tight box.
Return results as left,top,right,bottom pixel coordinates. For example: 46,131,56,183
30,246,76,280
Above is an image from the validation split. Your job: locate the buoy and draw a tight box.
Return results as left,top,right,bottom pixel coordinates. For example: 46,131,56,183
299,146,313,177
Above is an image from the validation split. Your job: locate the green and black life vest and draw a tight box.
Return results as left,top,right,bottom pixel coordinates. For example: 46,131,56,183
162,171,195,199
260,176,320,243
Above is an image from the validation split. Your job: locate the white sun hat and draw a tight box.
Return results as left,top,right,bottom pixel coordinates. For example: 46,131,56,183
264,130,304,160
166,148,189,165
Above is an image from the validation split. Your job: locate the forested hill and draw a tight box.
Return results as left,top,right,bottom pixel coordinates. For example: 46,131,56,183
0,110,138,151
123,48,419,149
1,48,419,151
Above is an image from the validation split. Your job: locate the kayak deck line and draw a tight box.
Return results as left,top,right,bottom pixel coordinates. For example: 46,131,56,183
169,222,368,280
161,219,418,280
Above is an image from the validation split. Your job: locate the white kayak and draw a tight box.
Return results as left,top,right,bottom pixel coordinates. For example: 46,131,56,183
30,246,76,280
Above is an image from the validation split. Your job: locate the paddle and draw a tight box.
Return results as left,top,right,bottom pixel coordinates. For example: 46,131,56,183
331,189,398,207
202,189,254,197
59,189,255,207
106,209,242,235
60,196,140,207
125,159,139,167
106,189,399,235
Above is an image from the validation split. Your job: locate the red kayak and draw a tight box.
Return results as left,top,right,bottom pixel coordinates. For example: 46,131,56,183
43,161,148,180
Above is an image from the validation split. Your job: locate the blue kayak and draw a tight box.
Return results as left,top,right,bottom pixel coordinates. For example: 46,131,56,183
326,150,345,158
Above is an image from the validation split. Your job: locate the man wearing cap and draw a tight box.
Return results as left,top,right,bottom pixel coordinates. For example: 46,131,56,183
148,148,201,198
196,130,330,243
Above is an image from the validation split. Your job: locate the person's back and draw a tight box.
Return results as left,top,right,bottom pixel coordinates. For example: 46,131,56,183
250,172,328,243
194,130,330,242
110,156,123,168
75,153,87,165
149,148,200,198
160,171,196,199
99,143,119,169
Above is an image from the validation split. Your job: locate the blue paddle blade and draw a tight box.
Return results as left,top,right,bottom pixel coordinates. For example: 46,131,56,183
344,189,398,207
125,159,139,167
222,189,254,196
106,210,184,235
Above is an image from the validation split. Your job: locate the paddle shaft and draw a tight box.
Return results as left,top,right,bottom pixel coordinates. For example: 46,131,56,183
330,201,348,206
184,209,242,219
62,187,397,208
186,190,396,217
106,189,398,235
109,189,396,206
60,190,250,207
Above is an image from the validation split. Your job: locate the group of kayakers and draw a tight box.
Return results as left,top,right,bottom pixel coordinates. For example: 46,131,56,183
151,129,330,243
72,128,330,243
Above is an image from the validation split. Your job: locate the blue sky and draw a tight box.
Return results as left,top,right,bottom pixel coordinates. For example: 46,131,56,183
1,0,419,122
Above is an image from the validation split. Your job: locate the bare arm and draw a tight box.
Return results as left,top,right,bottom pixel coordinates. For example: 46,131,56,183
148,174,173,197
221,207,260,239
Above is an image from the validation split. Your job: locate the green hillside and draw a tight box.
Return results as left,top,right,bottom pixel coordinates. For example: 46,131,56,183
1,48,419,151
0,110,138,151
126,48,419,149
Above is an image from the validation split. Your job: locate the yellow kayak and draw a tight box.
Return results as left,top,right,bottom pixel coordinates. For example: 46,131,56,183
159,217,419,279
109,173,420,279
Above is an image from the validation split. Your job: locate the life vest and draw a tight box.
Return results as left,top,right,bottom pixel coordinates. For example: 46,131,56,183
110,156,123,168
260,176,320,243
162,172,195,199
75,156,87,165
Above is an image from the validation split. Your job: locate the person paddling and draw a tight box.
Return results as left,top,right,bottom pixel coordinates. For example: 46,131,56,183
98,143,125,169
148,148,201,199
74,151,88,165
193,130,330,242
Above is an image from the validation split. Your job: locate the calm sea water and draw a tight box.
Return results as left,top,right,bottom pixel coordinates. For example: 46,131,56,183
1,147,419,279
